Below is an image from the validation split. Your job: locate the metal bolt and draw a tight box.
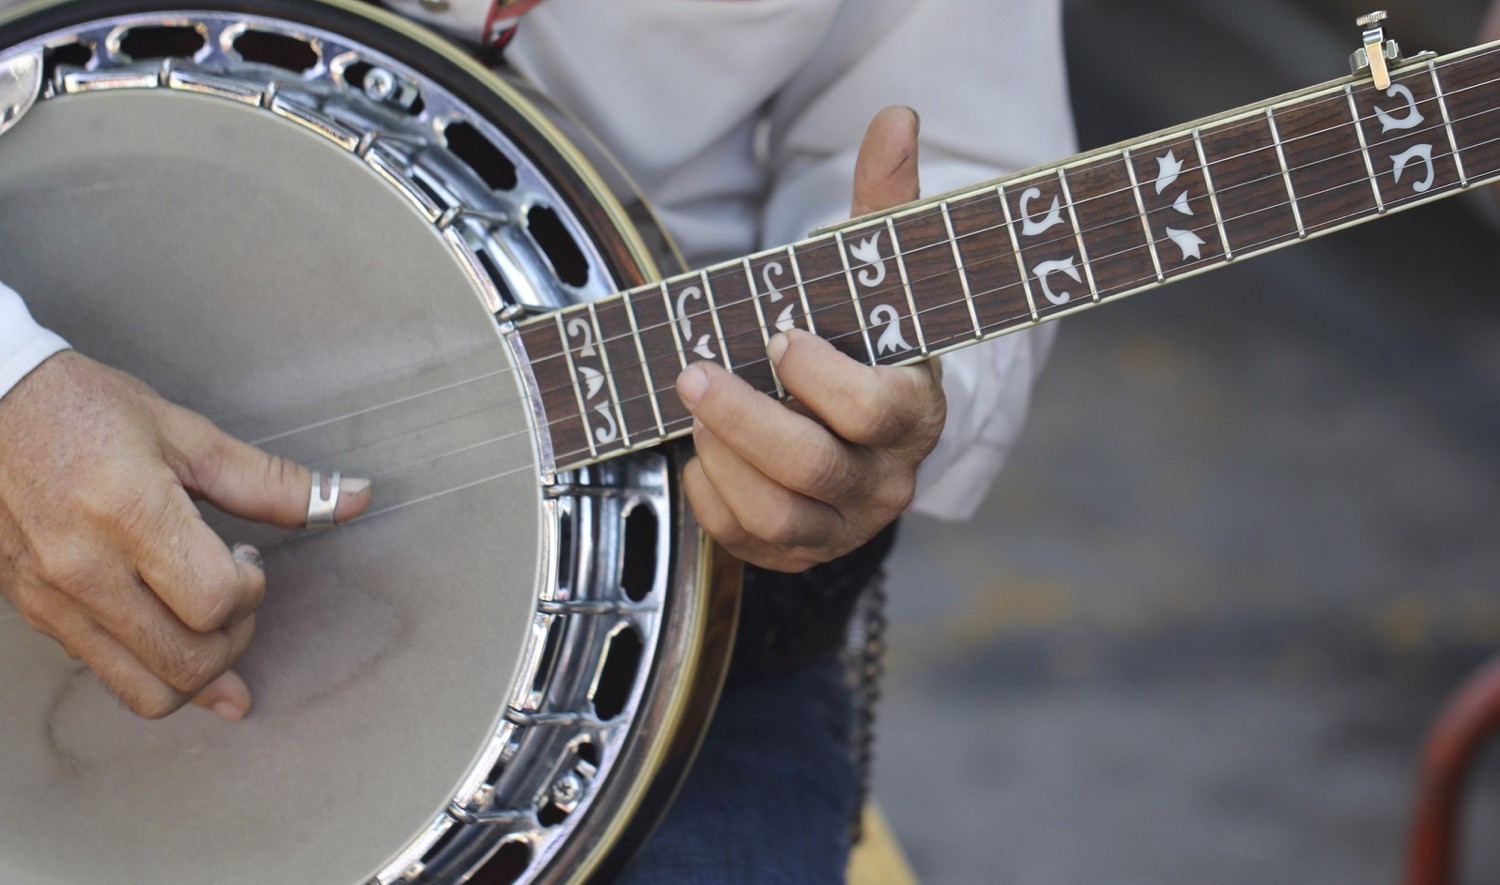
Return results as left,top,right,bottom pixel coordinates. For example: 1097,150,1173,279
551,772,583,807
1357,10,1388,28
364,66,397,102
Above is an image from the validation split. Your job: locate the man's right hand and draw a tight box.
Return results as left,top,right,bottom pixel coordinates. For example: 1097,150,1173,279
0,351,370,720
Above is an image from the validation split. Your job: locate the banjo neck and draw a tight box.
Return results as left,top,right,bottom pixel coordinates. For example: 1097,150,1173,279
518,37,1500,475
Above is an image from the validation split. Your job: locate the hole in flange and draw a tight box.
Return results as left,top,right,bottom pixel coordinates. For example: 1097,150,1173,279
536,801,566,828
555,503,576,591
342,60,372,90
444,121,518,191
484,757,506,789
43,42,93,82
576,739,600,767
472,248,516,306
470,839,532,885
592,625,643,721
233,29,320,73
526,205,589,288
531,616,566,695
419,821,461,866
118,25,204,61
620,505,657,603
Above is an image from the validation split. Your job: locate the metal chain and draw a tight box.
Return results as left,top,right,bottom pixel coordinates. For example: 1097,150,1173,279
844,569,889,844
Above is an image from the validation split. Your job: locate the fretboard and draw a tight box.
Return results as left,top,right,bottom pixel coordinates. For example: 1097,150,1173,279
517,42,1500,474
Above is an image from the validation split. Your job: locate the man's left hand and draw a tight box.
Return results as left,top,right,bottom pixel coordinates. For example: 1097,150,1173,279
676,106,945,572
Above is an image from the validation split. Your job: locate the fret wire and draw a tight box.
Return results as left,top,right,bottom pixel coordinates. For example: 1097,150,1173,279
743,257,786,399
996,184,1040,321
555,310,599,461
834,230,879,363
940,200,983,338
788,245,818,336
660,280,689,372
1345,84,1387,214
886,216,928,354
586,301,630,449
620,289,667,438
1191,128,1234,261
1057,168,1099,303
1265,107,1307,238
1121,147,1166,283
527,88,1500,397
1429,59,1470,187
699,270,733,372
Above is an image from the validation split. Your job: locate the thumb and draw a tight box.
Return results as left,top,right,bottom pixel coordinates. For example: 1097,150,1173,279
851,106,921,218
168,409,371,529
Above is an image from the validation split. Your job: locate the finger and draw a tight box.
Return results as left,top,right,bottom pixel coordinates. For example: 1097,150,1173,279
769,330,944,451
692,419,843,552
164,407,371,528
190,668,253,721
681,456,823,573
58,561,251,698
851,106,921,218
46,604,190,720
678,360,869,505
135,488,266,632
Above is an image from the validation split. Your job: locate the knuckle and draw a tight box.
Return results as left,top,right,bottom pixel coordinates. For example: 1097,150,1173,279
849,387,908,445
180,590,237,634
36,551,103,603
159,637,228,694
180,559,254,632
873,472,917,517
788,442,851,497
266,452,301,493
746,506,814,552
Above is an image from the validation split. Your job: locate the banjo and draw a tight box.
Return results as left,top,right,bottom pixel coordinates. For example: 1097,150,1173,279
1,1,1497,882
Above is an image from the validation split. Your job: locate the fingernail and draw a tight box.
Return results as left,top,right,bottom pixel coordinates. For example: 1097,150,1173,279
231,544,263,570
340,477,371,497
212,700,245,722
767,333,790,366
899,106,921,136
677,364,708,407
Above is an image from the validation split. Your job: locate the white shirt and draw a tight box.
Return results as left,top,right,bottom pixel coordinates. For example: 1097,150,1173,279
1,0,1075,520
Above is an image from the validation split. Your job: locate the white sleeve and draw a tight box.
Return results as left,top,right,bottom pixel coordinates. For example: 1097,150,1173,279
759,0,1076,520
0,282,70,400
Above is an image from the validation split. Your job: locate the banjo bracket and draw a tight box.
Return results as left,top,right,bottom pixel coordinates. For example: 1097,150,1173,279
0,48,42,138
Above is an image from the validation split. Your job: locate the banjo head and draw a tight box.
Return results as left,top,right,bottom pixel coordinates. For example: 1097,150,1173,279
0,2,733,883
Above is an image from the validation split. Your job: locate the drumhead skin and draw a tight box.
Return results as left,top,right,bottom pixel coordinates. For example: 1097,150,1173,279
0,85,543,884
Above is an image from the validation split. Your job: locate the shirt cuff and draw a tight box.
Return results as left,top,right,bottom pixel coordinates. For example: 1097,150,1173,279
0,283,71,399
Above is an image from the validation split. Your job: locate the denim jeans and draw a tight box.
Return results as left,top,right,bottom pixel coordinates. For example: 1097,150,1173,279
611,658,859,884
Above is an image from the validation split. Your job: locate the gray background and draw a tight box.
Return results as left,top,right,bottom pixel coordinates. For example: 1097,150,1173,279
877,2,1500,883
